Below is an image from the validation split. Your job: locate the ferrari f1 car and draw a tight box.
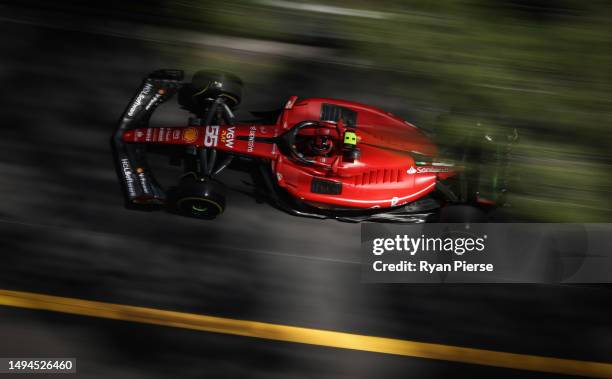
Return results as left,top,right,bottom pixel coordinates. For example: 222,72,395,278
113,70,516,222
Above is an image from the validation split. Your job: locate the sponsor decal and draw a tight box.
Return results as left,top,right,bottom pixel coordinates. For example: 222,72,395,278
183,127,199,144
271,127,279,155
146,128,153,142
136,131,144,138
247,126,257,152
416,166,450,173
407,166,449,174
391,197,399,206
204,125,219,147
158,128,166,142
220,126,235,149
138,172,150,195
145,92,161,111
120,158,137,197
127,83,153,117
172,130,181,140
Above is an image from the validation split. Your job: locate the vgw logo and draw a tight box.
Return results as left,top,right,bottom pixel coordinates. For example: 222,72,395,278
221,126,235,149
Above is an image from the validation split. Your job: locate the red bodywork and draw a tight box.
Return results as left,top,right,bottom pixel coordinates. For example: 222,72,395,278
122,97,454,209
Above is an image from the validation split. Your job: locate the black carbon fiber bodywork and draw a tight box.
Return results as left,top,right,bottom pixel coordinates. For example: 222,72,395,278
113,70,183,204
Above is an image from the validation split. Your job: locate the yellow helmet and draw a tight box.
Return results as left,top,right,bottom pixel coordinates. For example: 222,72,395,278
344,131,357,146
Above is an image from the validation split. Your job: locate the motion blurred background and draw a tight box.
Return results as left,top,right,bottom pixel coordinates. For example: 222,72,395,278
4,0,612,221
1,2,611,378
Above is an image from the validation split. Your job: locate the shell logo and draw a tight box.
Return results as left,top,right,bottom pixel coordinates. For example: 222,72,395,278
182,128,199,143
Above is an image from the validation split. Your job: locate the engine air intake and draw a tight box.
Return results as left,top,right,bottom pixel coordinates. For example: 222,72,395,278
320,103,357,128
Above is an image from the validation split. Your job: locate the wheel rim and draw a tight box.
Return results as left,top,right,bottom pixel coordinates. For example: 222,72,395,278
191,202,208,212
176,197,223,218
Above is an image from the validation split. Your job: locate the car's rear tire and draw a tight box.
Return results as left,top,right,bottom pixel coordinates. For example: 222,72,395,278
438,205,486,223
168,178,227,219
178,70,243,113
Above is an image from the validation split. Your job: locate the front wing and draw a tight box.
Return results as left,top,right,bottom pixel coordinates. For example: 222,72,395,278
112,69,183,205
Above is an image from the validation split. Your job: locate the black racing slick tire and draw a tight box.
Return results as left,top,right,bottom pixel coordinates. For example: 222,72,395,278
168,179,227,219
178,71,243,113
438,205,486,223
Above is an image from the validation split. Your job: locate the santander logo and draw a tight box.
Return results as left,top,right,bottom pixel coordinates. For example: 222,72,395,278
407,165,450,174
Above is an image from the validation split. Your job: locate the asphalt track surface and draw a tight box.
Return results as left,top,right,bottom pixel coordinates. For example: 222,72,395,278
0,5,611,378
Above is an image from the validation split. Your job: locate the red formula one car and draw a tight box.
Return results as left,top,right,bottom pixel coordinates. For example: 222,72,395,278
113,70,514,222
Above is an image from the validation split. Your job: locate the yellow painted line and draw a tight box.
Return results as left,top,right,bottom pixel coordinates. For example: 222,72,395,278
0,289,611,378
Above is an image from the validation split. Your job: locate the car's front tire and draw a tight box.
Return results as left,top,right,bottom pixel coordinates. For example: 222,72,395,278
168,178,227,219
178,70,243,113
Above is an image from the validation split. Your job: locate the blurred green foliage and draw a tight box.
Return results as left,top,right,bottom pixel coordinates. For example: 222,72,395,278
166,0,611,221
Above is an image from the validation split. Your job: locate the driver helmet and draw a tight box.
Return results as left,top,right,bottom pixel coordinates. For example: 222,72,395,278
310,135,333,155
